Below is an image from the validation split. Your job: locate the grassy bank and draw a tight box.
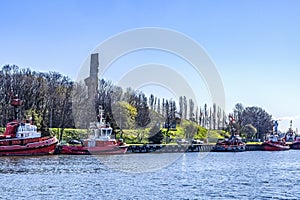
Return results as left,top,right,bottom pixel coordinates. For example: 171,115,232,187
0,121,230,144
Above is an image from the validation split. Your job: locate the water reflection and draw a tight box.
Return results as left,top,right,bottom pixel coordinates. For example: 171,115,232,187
95,153,184,173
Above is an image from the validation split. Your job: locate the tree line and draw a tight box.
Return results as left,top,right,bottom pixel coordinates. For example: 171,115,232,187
0,65,273,141
0,65,73,134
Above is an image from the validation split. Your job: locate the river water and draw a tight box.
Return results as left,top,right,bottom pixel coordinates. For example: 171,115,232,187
1,150,300,200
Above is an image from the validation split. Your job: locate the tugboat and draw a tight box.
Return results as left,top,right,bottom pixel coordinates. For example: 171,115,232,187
290,124,300,149
57,106,128,155
262,120,289,151
212,115,246,152
284,120,296,142
291,134,300,149
0,97,58,156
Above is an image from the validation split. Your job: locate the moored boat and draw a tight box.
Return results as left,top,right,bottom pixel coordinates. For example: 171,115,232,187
212,115,246,152
262,134,290,151
290,135,300,149
284,120,296,142
212,135,246,152
262,120,289,151
283,120,300,149
0,97,58,156
57,106,128,155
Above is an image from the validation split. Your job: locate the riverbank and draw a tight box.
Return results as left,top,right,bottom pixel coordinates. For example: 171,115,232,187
126,143,267,153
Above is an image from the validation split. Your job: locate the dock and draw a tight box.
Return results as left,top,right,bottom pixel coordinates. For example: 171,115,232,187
126,143,264,153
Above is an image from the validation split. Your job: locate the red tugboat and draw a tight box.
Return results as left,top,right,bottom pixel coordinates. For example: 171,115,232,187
291,135,300,149
0,97,58,156
212,115,246,152
57,106,128,155
288,121,300,149
262,120,289,151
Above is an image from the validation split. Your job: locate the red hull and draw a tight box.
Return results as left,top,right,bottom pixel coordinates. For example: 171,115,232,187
0,137,58,156
58,144,128,155
262,142,290,151
212,144,246,152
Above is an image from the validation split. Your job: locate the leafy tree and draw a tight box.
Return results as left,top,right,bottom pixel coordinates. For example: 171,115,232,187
194,125,208,139
242,106,272,140
72,82,89,128
135,93,150,128
241,124,257,139
184,123,197,139
112,101,137,129
233,103,244,127
148,124,163,144
111,86,123,103
232,103,272,140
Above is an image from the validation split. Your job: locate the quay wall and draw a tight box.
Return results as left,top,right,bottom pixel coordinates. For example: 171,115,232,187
127,144,264,153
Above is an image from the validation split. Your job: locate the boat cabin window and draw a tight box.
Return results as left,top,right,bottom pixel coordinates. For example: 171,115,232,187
101,129,107,136
18,123,37,132
101,129,112,136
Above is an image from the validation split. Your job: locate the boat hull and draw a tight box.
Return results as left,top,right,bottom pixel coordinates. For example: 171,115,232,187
0,137,58,156
57,144,128,155
212,144,246,152
290,141,300,149
262,142,290,151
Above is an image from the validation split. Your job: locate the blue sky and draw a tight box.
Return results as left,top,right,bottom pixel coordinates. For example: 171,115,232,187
1,0,299,131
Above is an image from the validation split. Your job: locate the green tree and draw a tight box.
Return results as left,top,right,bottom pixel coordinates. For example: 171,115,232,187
136,93,150,128
148,124,163,144
242,106,272,140
233,103,245,127
232,103,272,140
241,124,257,140
112,101,137,129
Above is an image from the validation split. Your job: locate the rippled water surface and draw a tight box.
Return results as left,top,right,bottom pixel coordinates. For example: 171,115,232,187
1,151,300,199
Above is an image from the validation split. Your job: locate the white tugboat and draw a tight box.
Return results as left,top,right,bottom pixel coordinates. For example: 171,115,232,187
58,106,128,155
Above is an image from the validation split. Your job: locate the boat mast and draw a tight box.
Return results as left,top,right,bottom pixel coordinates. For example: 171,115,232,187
97,106,105,125
228,115,237,138
11,95,23,121
289,120,293,132
273,120,279,134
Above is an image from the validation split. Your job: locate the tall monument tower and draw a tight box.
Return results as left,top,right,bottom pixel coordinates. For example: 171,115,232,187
84,53,99,120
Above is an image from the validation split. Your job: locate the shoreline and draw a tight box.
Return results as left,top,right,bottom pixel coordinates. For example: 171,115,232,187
126,143,295,153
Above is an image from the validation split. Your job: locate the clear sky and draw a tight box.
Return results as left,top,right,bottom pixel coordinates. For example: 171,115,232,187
1,0,299,131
